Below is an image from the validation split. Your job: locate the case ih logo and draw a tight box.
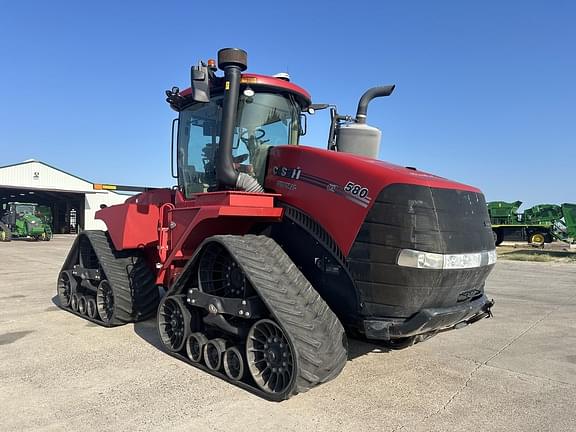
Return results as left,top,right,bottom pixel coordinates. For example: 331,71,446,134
272,166,372,208
457,288,482,302
272,166,301,180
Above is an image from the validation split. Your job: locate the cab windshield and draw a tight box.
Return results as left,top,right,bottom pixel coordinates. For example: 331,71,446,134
15,204,35,215
177,91,301,197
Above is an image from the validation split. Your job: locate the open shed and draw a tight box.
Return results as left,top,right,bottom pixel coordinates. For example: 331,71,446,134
0,160,129,233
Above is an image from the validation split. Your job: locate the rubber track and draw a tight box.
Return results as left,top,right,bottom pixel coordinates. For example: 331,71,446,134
213,235,348,398
60,230,159,326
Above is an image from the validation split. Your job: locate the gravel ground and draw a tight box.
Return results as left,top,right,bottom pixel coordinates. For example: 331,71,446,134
1,235,575,432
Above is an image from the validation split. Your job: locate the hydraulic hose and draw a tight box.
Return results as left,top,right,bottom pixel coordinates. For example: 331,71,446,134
236,173,264,193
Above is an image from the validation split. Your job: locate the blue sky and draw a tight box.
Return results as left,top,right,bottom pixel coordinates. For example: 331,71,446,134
1,1,574,209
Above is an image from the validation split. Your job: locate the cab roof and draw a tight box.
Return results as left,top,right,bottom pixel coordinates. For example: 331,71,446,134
178,73,312,107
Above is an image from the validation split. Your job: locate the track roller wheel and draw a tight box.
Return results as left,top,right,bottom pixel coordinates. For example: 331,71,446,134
246,319,294,395
158,296,191,352
530,232,545,245
203,338,227,371
57,271,74,307
87,298,98,319
186,332,208,363
223,346,245,381
78,296,87,315
71,294,79,312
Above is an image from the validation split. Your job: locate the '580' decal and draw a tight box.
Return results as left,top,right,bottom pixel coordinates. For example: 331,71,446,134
344,182,369,198
271,165,372,207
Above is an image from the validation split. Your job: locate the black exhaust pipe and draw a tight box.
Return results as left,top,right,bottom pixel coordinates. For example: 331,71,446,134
355,85,395,124
216,48,247,188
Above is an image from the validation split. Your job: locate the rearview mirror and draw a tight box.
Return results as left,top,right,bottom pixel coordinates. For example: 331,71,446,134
299,113,307,136
190,64,211,103
307,103,329,115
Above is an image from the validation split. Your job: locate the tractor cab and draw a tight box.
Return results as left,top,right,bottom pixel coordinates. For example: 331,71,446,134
166,49,311,198
176,89,304,196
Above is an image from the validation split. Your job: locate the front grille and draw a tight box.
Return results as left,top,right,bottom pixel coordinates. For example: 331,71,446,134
347,184,495,318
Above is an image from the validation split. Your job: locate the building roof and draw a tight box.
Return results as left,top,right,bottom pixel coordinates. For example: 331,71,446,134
0,160,116,194
0,159,92,183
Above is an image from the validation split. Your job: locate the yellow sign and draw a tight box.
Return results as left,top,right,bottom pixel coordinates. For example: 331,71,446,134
93,184,117,190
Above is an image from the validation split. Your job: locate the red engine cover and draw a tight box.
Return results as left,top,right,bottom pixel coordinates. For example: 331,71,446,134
265,145,480,256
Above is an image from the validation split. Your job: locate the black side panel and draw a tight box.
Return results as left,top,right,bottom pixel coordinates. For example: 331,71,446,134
270,205,360,327
348,184,494,319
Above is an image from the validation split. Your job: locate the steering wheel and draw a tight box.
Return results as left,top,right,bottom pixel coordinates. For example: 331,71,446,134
240,128,267,144
233,154,249,163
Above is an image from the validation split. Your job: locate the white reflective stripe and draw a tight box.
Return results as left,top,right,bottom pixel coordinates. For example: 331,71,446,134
397,249,497,269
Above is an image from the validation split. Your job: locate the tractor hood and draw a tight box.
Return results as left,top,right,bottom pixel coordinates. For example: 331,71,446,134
23,213,43,224
265,145,488,255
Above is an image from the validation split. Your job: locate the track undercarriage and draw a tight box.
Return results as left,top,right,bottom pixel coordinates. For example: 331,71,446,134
57,232,348,400
57,231,160,326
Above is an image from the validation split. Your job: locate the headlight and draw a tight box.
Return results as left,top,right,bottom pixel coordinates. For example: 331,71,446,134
397,249,497,269
397,249,443,269
487,249,497,265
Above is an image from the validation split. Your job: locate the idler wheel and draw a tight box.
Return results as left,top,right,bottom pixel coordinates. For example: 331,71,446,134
246,319,294,395
158,296,191,352
223,346,245,381
203,338,227,371
57,271,75,307
198,243,253,298
96,280,115,325
186,332,208,363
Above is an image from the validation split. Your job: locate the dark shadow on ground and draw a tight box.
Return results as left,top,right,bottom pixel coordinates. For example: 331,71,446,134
53,289,397,361
51,295,61,307
0,330,35,346
133,319,165,350
52,289,397,382
346,337,393,359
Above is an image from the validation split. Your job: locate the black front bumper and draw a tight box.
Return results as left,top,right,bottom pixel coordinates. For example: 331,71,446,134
363,295,494,340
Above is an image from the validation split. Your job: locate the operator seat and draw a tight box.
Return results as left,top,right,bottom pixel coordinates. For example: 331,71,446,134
250,144,272,186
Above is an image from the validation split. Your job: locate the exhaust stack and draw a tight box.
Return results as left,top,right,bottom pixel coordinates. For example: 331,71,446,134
216,48,246,189
215,48,264,193
335,85,395,159
355,85,395,124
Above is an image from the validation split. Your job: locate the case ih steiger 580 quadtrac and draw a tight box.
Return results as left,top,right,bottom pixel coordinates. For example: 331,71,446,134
57,48,496,400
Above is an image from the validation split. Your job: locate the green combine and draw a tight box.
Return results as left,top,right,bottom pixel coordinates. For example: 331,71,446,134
0,202,53,242
487,201,576,245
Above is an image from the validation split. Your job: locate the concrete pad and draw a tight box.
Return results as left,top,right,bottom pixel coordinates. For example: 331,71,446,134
1,236,575,431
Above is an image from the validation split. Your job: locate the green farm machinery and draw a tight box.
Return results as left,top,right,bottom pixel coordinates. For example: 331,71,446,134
488,201,576,245
0,202,53,242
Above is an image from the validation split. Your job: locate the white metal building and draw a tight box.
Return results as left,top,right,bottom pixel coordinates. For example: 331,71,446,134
0,160,129,232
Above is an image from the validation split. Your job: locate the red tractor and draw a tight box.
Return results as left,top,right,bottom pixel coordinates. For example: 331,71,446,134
57,48,496,400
